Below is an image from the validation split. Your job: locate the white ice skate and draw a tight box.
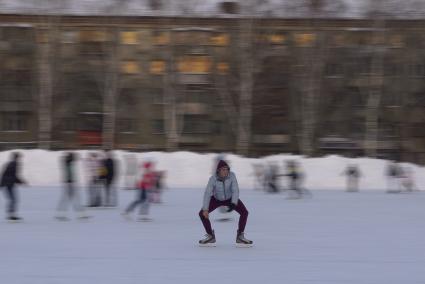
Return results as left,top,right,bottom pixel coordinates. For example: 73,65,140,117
77,213,91,220
236,232,253,248
199,231,216,247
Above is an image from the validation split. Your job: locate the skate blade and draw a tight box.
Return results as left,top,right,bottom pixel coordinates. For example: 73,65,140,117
236,243,253,248
77,216,92,221
7,220,23,223
199,243,217,247
55,217,70,221
136,218,152,222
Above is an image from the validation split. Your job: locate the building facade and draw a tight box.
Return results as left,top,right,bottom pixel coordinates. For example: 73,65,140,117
0,1,425,163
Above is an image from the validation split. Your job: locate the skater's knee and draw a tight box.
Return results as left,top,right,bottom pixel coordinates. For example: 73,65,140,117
198,209,204,218
239,207,248,217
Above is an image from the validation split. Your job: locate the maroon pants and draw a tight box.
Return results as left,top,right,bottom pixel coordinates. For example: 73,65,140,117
199,197,249,235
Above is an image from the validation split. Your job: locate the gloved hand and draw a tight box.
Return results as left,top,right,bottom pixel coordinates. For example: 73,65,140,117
227,203,236,212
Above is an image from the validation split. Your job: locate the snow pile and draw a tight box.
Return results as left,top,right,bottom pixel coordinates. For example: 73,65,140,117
0,149,423,191
0,0,425,19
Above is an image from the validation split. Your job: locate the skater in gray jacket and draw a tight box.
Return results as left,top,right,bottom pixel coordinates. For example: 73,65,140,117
198,160,253,246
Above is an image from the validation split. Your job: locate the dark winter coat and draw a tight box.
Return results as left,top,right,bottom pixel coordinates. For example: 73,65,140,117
0,161,24,188
100,157,115,183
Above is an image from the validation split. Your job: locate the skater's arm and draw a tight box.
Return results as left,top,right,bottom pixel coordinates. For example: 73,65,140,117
13,163,26,185
230,172,239,205
202,176,214,211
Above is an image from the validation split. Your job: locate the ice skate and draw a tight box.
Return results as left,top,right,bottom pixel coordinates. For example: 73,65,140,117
236,231,253,248
199,231,216,247
7,215,23,223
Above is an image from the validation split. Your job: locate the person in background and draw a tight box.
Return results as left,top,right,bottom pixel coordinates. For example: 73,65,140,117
122,161,156,221
85,152,102,207
0,152,26,221
343,164,361,192
56,152,88,220
285,160,304,199
386,161,401,193
100,149,116,207
124,153,138,190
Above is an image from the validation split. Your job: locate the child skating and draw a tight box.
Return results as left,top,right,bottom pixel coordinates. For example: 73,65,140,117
123,161,155,221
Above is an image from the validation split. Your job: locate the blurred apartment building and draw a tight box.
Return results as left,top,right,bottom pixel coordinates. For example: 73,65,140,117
0,1,425,162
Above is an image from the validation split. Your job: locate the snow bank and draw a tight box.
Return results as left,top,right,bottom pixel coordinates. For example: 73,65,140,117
0,149,423,191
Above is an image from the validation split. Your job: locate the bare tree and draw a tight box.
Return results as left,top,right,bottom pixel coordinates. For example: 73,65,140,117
299,0,326,156
364,0,386,157
36,1,61,149
236,0,255,155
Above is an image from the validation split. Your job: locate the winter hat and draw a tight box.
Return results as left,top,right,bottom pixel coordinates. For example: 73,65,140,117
216,160,230,172
143,161,153,169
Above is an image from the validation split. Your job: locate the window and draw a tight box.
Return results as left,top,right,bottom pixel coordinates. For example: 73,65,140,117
62,117,77,132
177,56,211,74
0,88,31,102
216,62,229,74
331,34,347,47
1,113,28,131
410,123,425,137
182,115,210,134
79,30,109,42
36,30,49,43
384,62,400,76
79,43,105,56
294,33,315,47
62,31,78,44
121,61,140,74
353,57,372,75
3,57,30,71
175,31,190,45
153,31,170,45
389,34,404,48
211,120,222,134
210,34,229,46
152,119,165,134
120,31,139,45
2,27,32,41
79,114,102,132
268,33,286,45
118,119,137,133
325,63,343,77
410,64,425,77
150,60,165,75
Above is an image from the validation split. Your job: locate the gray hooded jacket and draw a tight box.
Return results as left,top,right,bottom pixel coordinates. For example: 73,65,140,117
202,171,239,211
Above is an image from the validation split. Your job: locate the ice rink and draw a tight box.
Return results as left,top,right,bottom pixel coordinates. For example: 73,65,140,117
1,186,424,284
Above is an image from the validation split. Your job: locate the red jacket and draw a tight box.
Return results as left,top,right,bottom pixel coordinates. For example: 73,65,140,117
139,171,156,190
138,162,156,190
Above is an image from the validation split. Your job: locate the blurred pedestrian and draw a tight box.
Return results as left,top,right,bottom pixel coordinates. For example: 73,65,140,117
56,152,88,220
122,161,156,221
0,152,26,221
